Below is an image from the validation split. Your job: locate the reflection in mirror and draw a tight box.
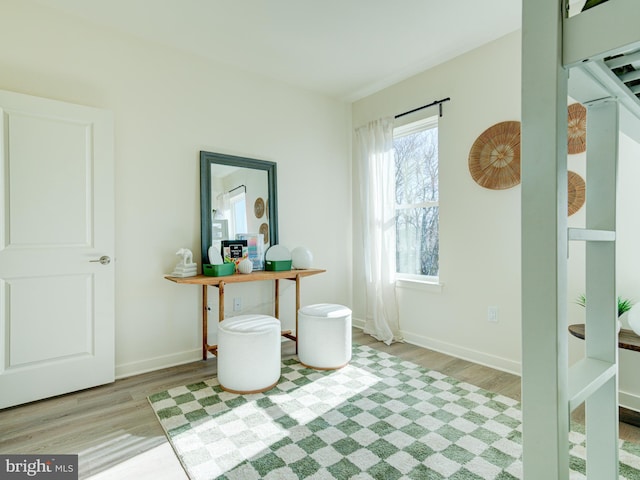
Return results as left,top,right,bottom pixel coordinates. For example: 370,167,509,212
200,151,278,267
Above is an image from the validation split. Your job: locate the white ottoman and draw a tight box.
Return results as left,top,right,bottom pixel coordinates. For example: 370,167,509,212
217,314,281,394
298,304,352,370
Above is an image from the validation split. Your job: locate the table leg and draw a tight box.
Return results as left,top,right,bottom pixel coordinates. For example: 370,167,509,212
202,285,208,360
219,281,225,321
275,279,280,319
295,274,301,354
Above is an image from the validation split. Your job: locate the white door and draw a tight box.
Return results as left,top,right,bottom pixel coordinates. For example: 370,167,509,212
0,90,114,409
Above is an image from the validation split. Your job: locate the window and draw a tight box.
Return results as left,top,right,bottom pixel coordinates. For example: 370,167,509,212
229,190,247,236
393,116,439,281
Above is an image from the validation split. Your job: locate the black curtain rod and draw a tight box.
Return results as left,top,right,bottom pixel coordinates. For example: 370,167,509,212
395,97,451,119
228,184,246,194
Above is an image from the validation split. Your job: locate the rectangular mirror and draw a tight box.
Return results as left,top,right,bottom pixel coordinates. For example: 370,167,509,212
200,151,278,266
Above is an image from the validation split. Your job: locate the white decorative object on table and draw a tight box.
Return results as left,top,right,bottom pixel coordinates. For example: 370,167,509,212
208,245,224,265
265,244,293,270
171,248,197,277
265,245,291,261
628,308,640,336
292,247,313,269
238,258,253,274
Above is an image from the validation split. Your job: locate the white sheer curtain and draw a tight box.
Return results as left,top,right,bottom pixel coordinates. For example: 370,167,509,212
355,117,402,345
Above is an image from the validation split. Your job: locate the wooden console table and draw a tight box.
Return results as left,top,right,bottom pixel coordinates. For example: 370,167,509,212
166,269,325,360
569,323,640,427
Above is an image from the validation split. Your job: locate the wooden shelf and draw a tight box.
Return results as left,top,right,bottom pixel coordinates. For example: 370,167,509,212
569,324,640,352
165,268,326,286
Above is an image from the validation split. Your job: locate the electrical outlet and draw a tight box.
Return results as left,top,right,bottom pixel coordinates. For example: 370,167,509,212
233,297,241,312
488,306,498,323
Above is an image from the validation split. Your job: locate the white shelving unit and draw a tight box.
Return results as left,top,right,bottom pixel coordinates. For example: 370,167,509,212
522,0,640,478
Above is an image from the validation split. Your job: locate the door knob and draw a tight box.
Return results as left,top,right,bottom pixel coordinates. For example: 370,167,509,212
89,255,111,265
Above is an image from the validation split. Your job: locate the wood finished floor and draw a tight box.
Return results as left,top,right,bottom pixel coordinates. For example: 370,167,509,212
1,330,638,479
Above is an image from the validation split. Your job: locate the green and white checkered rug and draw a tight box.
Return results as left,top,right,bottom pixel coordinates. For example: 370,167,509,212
149,344,640,479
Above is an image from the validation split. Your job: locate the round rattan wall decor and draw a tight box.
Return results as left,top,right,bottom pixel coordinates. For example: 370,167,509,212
568,103,587,154
567,170,585,216
468,121,521,190
254,197,265,219
259,222,269,244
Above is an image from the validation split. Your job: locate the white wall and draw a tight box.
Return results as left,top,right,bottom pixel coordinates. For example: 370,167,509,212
5,1,640,405
566,131,640,410
616,133,640,410
0,0,352,377
352,29,640,406
352,31,523,374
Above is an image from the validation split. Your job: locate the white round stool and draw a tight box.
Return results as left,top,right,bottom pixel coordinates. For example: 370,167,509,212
298,304,352,370
217,314,281,394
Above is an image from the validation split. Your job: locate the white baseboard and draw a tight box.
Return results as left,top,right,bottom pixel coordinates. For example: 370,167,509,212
352,317,366,329
116,319,640,413
401,331,522,376
352,316,520,376
619,391,640,412
353,318,640,409
115,348,201,379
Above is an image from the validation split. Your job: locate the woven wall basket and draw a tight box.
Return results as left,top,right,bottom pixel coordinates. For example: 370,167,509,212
259,222,269,244
568,170,586,216
468,121,521,190
568,103,587,154
254,197,265,219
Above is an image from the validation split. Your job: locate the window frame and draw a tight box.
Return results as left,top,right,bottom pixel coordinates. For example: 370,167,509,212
229,190,248,236
393,114,440,286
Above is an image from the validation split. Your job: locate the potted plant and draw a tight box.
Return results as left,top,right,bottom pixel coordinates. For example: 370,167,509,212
576,294,634,332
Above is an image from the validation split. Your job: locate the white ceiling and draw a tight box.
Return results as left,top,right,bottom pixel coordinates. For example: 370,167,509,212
31,0,523,101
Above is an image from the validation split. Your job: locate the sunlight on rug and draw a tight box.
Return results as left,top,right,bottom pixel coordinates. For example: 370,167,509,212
148,345,640,479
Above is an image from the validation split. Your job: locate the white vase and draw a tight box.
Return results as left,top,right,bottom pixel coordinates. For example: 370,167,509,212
291,247,313,269
238,258,253,274
627,309,640,336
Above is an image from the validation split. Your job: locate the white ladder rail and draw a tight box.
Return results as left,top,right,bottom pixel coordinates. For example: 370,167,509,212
522,1,620,478
521,0,570,477
583,97,620,480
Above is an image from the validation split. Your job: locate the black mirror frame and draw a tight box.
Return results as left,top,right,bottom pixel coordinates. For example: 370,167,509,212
200,151,278,264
